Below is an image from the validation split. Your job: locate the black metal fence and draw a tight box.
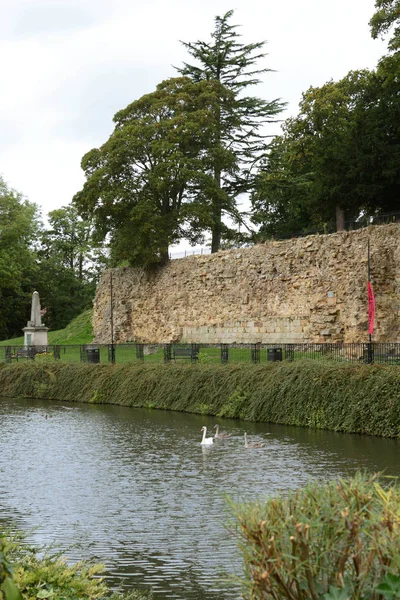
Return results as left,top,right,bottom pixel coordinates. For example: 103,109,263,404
1,342,400,365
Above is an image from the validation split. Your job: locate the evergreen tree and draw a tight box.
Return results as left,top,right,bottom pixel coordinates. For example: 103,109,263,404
177,10,285,252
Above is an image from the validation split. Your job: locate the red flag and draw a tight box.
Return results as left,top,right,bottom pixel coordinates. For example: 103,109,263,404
368,281,375,335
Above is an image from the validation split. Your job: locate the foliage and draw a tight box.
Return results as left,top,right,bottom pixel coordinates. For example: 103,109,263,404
37,206,106,331
232,472,400,599
370,0,400,50
34,352,55,362
0,361,399,438
74,77,235,267
0,176,41,340
218,387,248,419
0,177,103,340
252,56,400,238
1,530,152,600
0,535,23,600
40,205,106,280
178,10,285,252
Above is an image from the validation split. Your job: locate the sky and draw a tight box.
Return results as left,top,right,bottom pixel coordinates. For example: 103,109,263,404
0,0,388,227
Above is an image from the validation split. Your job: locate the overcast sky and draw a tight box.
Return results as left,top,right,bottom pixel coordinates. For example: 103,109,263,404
0,0,387,222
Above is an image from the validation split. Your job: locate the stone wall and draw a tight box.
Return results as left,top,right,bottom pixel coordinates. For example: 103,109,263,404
93,224,400,344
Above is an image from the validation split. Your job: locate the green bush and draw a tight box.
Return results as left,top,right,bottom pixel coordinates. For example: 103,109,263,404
0,535,23,600
1,531,152,600
232,473,400,599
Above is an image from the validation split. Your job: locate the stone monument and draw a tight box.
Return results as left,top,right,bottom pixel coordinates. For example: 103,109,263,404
23,291,49,347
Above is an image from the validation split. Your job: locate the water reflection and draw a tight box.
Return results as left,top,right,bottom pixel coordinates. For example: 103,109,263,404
1,397,400,599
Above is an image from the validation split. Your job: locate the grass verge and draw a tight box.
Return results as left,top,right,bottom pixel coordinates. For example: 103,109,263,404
0,360,399,437
0,310,94,347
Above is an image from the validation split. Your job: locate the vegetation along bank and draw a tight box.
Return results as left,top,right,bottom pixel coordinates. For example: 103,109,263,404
0,361,399,438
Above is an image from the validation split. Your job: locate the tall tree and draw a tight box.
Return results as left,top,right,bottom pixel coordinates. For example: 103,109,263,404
0,177,41,339
36,205,107,330
177,10,284,252
40,206,105,281
251,57,400,239
74,77,234,267
370,0,400,50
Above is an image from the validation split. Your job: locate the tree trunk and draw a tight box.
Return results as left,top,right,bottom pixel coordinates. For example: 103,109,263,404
336,206,345,231
211,167,222,253
159,248,170,266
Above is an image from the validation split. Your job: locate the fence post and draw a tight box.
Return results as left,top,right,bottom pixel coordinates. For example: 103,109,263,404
363,342,374,364
108,344,116,364
164,344,172,363
221,344,229,364
191,344,200,362
136,344,144,361
251,344,260,364
80,345,86,362
286,344,295,361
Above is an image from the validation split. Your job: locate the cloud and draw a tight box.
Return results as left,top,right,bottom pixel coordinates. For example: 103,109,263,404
0,0,111,39
0,0,388,220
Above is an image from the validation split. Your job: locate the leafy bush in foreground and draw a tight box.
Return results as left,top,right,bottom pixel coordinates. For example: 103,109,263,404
233,473,400,599
0,531,152,600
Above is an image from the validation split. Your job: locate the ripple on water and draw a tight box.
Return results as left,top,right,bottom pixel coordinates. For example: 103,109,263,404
1,398,400,599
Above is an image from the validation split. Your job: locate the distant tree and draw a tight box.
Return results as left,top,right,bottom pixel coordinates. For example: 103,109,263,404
74,77,235,267
0,176,40,339
37,205,107,330
40,205,106,281
370,0,400,50
177,9,285,252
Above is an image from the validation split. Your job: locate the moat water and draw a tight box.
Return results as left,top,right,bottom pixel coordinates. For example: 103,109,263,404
1,396,400,599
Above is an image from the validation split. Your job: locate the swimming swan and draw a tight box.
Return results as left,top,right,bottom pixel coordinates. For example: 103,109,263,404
213,424,232,439
244,432,265,449
200,426,214,445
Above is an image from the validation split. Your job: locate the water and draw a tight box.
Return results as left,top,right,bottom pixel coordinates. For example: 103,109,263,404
1,396,400,599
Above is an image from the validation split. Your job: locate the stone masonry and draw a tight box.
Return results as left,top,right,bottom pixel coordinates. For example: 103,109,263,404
93,224,400,344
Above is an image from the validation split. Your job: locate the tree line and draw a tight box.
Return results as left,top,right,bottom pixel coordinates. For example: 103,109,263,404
0,177,107,339
1,0,398,339
73,1,400,265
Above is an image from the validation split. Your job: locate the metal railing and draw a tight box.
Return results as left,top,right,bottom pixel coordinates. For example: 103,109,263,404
1,342,399,366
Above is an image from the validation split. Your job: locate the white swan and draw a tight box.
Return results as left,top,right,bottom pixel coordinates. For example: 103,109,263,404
200,426,214,445
213,424,232,439
244,432,265,449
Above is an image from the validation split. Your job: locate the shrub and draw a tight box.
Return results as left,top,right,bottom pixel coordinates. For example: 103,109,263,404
232,473,400,599
1,531,152,600
0,361,399,437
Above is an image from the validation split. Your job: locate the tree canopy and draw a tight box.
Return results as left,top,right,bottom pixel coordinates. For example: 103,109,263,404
178,10,284,251
74,77,236,267
370,0,400,50
0,176,41,339
36,206,106,330
251,53,400,239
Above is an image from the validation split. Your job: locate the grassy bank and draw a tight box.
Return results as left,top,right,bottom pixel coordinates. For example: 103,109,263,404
0,360,399,438
0,309,94,346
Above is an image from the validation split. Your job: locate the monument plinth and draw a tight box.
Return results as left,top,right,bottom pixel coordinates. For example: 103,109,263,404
23,291,49,346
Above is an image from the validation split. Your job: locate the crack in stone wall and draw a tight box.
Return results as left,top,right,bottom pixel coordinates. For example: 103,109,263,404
93,224,400,344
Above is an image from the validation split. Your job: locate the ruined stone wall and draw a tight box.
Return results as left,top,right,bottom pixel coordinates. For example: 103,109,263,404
93,224,400,344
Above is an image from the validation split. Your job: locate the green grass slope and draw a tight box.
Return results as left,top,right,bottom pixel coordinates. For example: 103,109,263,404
0,309,94,346
0,361,399,438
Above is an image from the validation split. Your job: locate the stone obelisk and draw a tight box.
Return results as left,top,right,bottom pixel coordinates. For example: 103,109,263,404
23,291,49,347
